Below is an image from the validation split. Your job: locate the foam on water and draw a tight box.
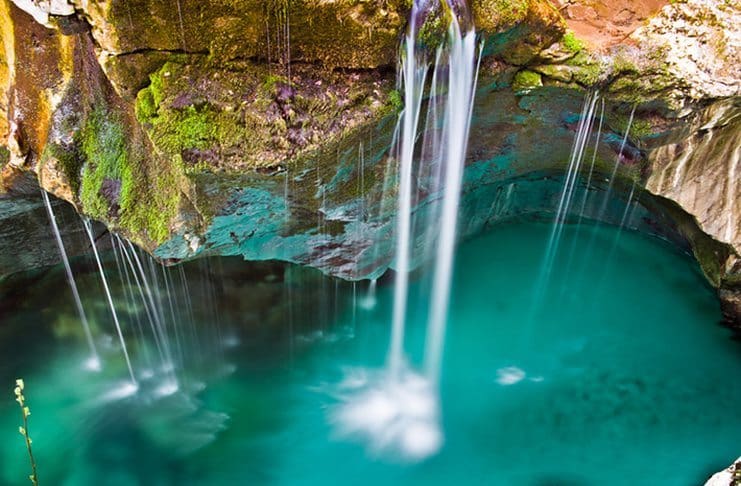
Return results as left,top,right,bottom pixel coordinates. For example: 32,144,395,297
330,366,442,462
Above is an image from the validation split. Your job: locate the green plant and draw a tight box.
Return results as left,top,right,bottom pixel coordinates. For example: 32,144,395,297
562,31,584,53
14,379,38,486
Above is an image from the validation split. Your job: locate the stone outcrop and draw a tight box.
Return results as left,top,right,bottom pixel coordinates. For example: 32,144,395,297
705,457,741,486
0,0,738,323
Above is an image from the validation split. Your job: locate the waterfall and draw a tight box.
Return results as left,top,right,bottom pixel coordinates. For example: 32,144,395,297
423,15,479,385
388,0,429,379
82,218,138,388
596,104,637,222
41,190,101,371
538,91,601,288
330,0,480,462
390,0,479,385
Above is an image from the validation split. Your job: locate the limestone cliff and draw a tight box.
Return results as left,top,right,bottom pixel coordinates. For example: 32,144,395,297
0,0,738,323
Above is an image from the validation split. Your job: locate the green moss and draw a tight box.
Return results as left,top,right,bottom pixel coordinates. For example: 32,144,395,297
417,8,448,48
723,272,741,290
567,52,603,86
562,31,584,53
387,89,403,112
135,88,157,122
79,104,179,243
0,146,10,168
611,55,639,74
512,70,542,93
262,73,290,93
609,111,653,140
118,160,179,243
80,106,130,219
41,142,84,193
476,0,531,28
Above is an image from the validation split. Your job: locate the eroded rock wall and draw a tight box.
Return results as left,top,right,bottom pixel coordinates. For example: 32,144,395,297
0,0,738,322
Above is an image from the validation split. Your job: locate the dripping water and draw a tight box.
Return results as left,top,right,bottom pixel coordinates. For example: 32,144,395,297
82,218,137,388
41,191,101,371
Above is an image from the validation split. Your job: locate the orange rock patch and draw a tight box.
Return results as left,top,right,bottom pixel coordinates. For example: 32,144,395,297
552,0,670,50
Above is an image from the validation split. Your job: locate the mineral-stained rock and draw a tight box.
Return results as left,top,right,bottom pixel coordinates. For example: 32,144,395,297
134,58,394,171
645,98,740,277
0,0,739,328
75,0,410,98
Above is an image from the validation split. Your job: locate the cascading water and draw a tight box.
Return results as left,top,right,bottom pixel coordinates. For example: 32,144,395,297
330,0,479,461
388,0,430,380
41,190,101,371
538,91,601,289
525,91,602,323
82,218,138,390
423,12,479,385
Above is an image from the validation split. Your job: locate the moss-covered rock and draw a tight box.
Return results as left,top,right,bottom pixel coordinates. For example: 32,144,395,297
134,58,394,172
512,69,542,93
81,0,409,75
480,0,566,65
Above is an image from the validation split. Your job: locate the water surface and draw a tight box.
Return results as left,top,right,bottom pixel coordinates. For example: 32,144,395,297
0,221,738,485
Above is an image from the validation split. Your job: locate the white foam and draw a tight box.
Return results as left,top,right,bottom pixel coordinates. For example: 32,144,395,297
154,380,179,397
357,295,377,311
83,356,103,372
99,381,139,402
329,366,443,462
496,366,526,386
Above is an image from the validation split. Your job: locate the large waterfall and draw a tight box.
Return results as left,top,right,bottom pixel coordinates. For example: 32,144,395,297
331,0,480,461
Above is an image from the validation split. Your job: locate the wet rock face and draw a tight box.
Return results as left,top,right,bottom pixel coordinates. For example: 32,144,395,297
134,59,394,171
646,98,740,260
0,195,95,276
76,0,410,97
0,0,738,326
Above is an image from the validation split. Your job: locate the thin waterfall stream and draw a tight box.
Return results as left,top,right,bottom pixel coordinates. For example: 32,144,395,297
81,218,138,389
41,190,101,371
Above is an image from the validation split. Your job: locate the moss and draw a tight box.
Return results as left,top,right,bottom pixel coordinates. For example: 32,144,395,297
41,141,84,193
512,70,542,93
118,160,179,243
611,54,639,75
610,113,653,140
567,53,604,87
417,7,448,48
80,106,130,219
262,73,290,92
723,272,741,290
387,89,403,112
79,104,179,243
561,31,584,53
474,0,531,30
135,87,157,122
0,146,9,168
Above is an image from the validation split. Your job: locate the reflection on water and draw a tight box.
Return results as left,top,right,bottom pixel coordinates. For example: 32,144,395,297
0,221,739,485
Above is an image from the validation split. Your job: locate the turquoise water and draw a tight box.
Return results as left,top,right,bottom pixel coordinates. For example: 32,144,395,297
1,221,739,485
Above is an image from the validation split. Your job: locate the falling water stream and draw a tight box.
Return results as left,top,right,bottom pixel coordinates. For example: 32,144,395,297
82,219,137,388
329,0,480,461
41,190,101,370
388,0,429,378
2,213,739,485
